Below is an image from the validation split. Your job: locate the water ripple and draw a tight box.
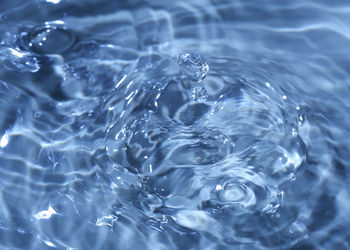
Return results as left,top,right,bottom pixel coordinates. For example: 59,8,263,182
0,1,349,249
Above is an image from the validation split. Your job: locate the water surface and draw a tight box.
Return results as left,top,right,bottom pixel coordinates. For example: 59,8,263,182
0,0,350,249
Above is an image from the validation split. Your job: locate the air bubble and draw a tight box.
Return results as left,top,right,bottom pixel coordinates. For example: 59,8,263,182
28,23,76,55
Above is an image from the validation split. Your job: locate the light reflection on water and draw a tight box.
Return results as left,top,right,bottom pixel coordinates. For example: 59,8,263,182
0,0,350,249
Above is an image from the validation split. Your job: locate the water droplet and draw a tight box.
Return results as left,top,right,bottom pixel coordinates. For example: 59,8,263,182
28,23,76,55
192,86,208,102
177,53,209,82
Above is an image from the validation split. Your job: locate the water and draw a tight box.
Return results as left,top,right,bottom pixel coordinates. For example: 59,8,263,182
0,0,349,249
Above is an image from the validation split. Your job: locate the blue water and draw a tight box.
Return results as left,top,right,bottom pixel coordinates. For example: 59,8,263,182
0,0,350,249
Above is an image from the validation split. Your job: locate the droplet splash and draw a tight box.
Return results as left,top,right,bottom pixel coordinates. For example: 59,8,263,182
177,53,209,82
0,46,39,72
192,86,208,102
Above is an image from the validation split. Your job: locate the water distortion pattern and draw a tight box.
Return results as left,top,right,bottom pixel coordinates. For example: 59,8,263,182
0,1,350,249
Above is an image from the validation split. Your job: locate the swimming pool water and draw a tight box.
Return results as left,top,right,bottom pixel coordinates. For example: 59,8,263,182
0,0,350,249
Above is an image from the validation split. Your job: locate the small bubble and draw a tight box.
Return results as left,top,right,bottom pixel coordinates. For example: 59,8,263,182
177,53,209,82
192,86,208,102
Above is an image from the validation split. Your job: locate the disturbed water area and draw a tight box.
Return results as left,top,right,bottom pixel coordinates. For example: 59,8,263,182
0,0,350,249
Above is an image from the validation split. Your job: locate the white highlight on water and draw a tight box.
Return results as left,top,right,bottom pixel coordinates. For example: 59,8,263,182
34,206,57,220
0,133,9,148
46,0,61,4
